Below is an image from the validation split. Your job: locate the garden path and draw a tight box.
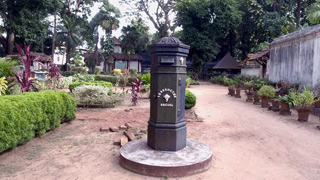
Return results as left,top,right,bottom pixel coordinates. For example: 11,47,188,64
0,84,320,180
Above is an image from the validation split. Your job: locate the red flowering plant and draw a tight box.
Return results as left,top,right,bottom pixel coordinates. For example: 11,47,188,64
131,78,143,105
8,43,41,93
15,43,41,78
10,67,39,93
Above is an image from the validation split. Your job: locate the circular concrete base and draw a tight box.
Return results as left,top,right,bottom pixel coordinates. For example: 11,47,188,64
120,139,212,177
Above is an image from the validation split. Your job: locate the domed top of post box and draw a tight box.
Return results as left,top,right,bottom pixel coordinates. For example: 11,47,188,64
149,36,190,54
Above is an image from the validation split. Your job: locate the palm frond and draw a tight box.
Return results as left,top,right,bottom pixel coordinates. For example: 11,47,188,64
307,2,320,24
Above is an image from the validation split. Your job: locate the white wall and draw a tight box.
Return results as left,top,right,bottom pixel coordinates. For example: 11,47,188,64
241,67,261,77
269,25,320,88
129,61,139,72
114,46,122,53
53,53,66,65
99,61,109,72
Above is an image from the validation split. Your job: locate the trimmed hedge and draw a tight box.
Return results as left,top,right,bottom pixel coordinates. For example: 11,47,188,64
61,71,78,77
0,91,76,153
95,75,136,86
69,81,113,93
185,90,196,109
95,75,118,84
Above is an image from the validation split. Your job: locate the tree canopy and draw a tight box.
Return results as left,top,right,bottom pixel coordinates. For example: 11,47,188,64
176,0,241,72
120,18,150,53
0,0,319,73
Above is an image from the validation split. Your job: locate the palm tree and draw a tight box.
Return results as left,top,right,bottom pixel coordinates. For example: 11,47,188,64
57,17,84,70
90,0,120,35
307,0,320,25
89,0,120,72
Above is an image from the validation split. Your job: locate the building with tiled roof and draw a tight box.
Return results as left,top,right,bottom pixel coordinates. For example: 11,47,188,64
84,37,143,73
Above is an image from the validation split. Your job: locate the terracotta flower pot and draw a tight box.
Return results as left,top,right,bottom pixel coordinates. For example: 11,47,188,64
253,93,261,105
314,101,320,108
279,102,291,115
228,88,232,95
230,89,235,96
296,109,311,122
268,99,274,110
235,89,241,98
246,92,254,102
261,96,269,108
271,99,280,112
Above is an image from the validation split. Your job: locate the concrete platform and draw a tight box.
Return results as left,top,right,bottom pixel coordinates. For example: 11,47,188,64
120,139,212,177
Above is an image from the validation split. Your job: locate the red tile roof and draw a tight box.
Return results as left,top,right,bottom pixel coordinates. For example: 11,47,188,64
84,53,144,62
240,50,269,66
113,37,121,45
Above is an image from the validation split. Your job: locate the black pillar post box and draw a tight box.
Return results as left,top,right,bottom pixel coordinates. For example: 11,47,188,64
147,37,190,151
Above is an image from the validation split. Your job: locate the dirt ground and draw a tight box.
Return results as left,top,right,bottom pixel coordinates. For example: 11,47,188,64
1,83,320,180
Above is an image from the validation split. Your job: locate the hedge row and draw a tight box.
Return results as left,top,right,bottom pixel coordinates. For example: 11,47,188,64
69,81,113,93
0,91,76,153
95,75,137,85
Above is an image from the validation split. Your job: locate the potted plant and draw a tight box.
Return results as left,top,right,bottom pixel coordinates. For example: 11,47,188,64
278,95,292,115
228,80,235,96
313,86,320,108
234,80,242,98
245,81,254,102
252,79,266,105
258,85,276,108
268,87,281,111
289,86,319,122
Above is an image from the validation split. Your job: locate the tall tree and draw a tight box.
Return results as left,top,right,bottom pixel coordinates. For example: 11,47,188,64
121,0,175,37
56,17,85,68
90,0,121,35
0,0,56,55
56,0,96,68
120,18,150,53
176,0,241,73
89,0,120,72
297,0,303,27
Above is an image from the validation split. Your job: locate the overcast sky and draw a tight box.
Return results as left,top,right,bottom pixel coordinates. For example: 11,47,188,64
90,0,159,38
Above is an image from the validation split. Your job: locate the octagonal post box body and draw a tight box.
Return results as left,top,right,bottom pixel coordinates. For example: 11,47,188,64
147,37,190,151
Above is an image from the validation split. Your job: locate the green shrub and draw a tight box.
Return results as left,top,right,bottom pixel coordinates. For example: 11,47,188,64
258,85,276,98
190,79,200,85
186,76,192,88
61,71,77,77
0,91,76,153
72,74,95,82
185,90,196,109
57,76,73,89
0,58,17,78
95,75,118,84
210,76,219,84
289,86,318,110
69,81,113,93
140,84,150,93
129,68,137,76
72,85,123,108
278,95,292,104
95,75,136,86
138,73,151,85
